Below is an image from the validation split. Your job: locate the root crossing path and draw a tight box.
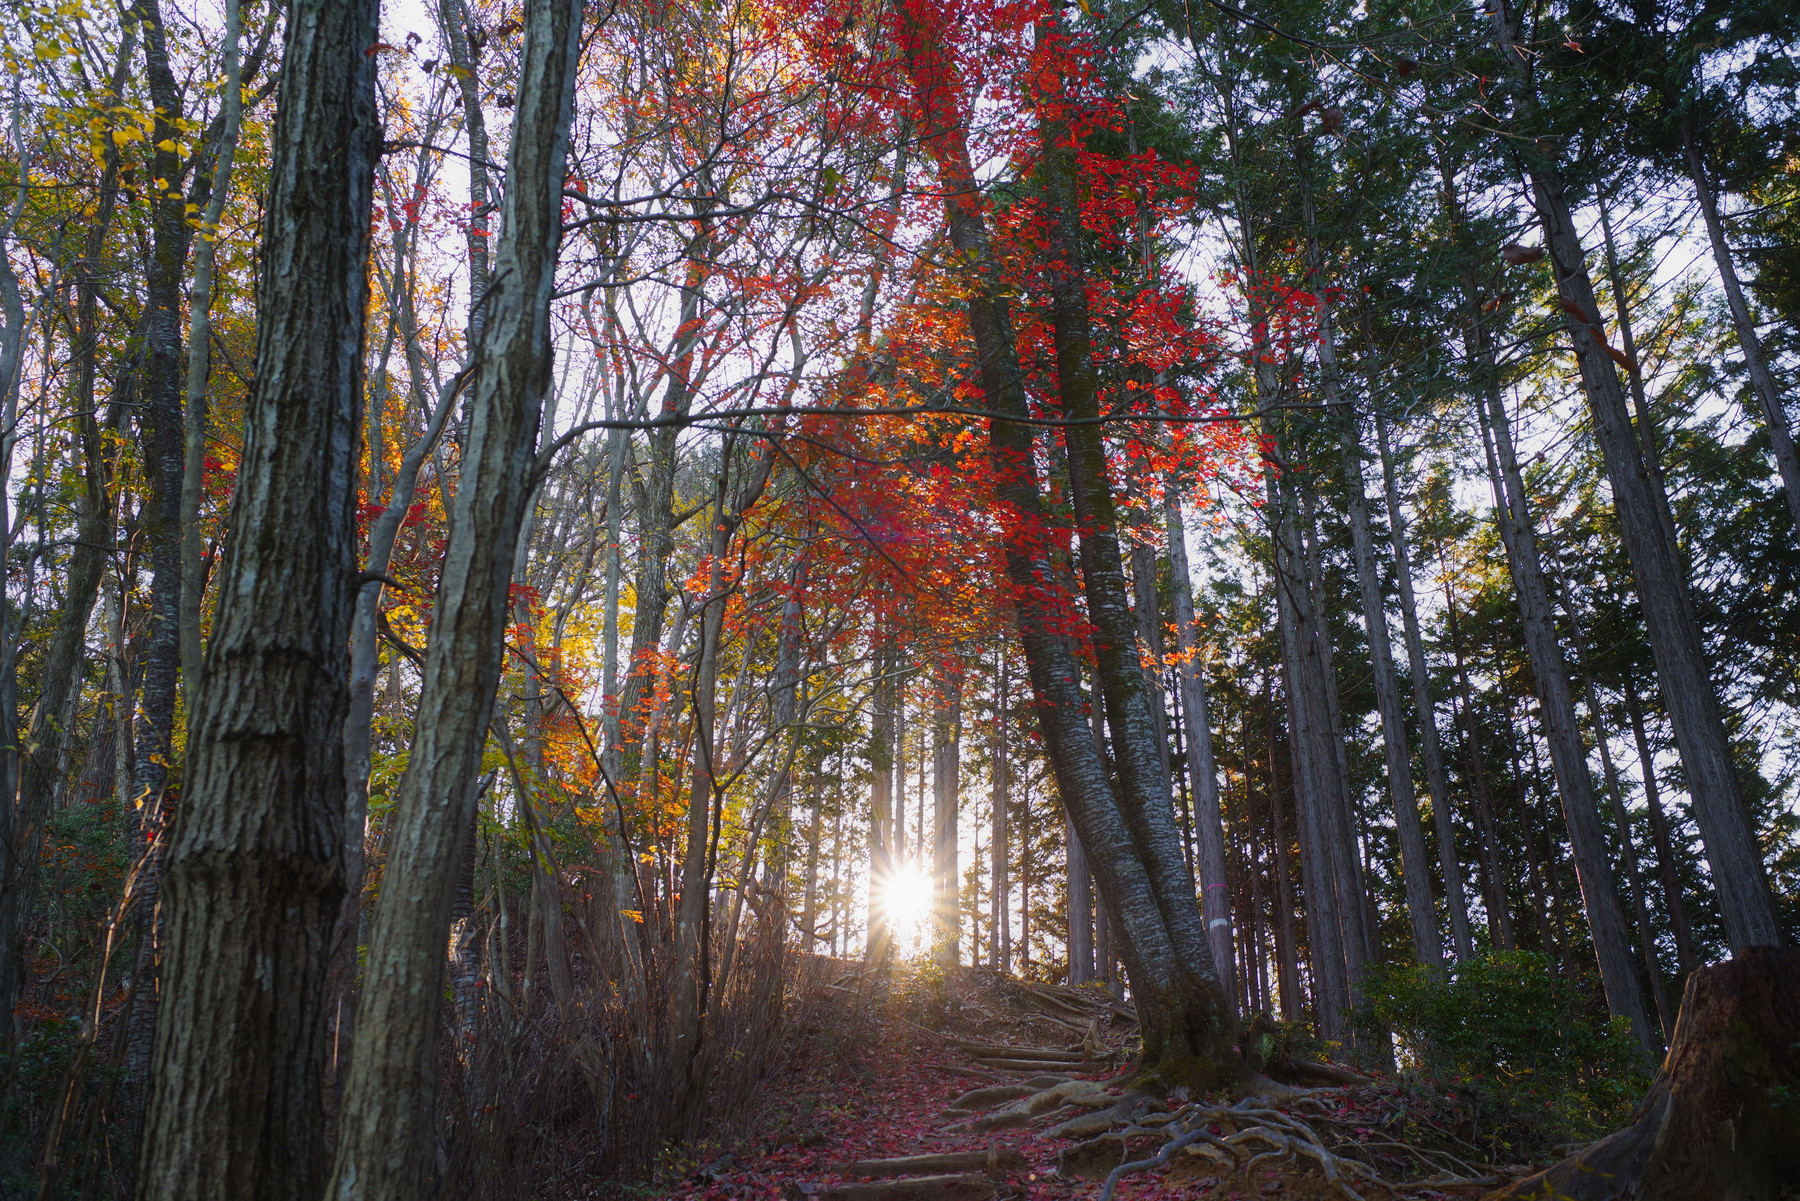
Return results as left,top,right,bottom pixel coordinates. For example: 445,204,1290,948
664,966,1519,1201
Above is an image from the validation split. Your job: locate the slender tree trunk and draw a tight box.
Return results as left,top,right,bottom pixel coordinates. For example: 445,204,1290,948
1375,415,1474,960
328,5,583,1194
1166,495,1236,1010
1625,676,1699,978
1066,811,1094,985
1474,371,1655,1051
1489,0,1781,951
177,0,242,709
123,0,195,1083
868,633,896,962
1441,558,1515,950
0,91,125,1044
137,0,378,1190
932,668,962,968
1583,675,1676,1042
1679,117,1800,532
991,655,1009,972
1296,173,1440,968
1266,690,1301,1021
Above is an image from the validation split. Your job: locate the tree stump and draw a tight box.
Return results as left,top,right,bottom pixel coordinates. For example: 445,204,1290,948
1490,946,1800,1201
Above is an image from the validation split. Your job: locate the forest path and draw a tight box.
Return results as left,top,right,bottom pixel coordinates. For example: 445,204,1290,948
660,964,1410,1201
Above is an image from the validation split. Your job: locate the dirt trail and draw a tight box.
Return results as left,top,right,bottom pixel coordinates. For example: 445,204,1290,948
664,965,1513,1201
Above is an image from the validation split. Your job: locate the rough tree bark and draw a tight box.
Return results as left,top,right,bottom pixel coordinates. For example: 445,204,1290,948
328,2,583,1194
136,0,378,1191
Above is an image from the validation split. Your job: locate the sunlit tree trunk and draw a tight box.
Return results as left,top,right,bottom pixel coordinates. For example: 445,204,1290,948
932,667,962,968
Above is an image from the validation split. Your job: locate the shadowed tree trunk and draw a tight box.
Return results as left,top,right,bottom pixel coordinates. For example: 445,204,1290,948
1488,0,1781,953
328,3,584,1195
1473,371,1655,1053
1374,413,1475,961
0,74,126,1045
136,0,379,1191
1166,494,1236,1012
1679,117,1800,534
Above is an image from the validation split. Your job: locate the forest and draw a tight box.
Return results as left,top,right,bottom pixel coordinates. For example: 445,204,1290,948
0,0,1797,1195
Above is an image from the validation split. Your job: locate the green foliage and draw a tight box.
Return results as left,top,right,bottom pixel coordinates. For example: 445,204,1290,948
1355,952,1652,1158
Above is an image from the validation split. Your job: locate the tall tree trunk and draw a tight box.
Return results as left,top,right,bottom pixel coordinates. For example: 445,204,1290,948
991,654,1009,972
1441,553,1516,950
1583,674,1676,1042
123,0,195,1084
932,668,962,968
1264,688,1302,1021
867,633,896,963
1035,42,1225,1018
1375,414,1474,960
177,0,242,707
1066,811,1094,986
1679,117,1800,533
328,4,583,1194
0,74,126,1044
1473,369,1655,1052
1330,402,1440,968
137,0,378,1190
899,12,1239,1086
1489,0,1781,951
1624,676,1699,978
1297,170,1439,968
1166,496,1236,1010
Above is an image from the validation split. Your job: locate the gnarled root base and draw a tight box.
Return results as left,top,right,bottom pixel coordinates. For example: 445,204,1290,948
1489,946,1800,1201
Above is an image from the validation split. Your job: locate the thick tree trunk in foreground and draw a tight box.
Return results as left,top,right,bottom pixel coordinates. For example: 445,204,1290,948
1492,947,1800,1201
137,0,378,1192
899,12,1239,1089
328,3,582,1195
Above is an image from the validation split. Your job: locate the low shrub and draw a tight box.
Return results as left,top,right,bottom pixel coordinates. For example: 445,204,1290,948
1354,950,1652,1161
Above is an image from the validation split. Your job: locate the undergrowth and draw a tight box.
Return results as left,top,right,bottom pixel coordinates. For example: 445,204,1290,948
1354,950,1652,1163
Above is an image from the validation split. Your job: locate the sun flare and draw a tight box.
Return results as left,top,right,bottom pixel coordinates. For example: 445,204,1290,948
877,862,934,957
